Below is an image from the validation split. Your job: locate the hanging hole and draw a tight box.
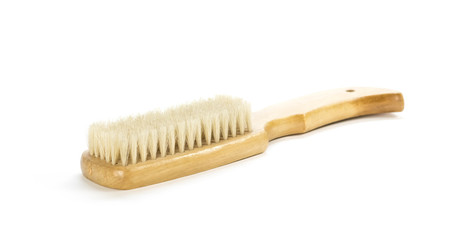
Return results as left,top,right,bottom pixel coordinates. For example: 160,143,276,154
346,89,355,92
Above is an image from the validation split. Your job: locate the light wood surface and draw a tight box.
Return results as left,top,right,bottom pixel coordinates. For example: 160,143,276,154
81,87,404,189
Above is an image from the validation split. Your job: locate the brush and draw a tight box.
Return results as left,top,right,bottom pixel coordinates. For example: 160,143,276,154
81,87,404,189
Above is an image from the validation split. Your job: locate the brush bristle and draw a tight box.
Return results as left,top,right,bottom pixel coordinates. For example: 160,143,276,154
88,96,252,166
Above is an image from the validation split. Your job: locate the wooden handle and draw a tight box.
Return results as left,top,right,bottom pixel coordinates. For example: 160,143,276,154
81,87,404,189
254,87,404,140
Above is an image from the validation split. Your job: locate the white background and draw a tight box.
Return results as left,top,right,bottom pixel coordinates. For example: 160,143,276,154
1,0,465,239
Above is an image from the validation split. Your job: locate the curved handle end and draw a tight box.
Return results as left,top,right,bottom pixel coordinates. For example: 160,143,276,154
254,87,404,141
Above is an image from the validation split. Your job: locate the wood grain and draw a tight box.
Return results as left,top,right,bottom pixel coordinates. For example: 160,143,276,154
81,87,404,189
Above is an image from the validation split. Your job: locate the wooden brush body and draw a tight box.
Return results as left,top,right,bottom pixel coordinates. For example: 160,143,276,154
82,87,404,189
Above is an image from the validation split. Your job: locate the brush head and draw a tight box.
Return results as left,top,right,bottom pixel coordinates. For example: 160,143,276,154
88,96,252,166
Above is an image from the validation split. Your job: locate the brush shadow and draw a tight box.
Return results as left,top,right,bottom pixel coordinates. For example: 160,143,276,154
76,172,183,195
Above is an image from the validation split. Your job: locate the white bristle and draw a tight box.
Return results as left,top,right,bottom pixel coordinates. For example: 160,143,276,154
110,131,119,164
148,129,158,160
220,111,229,140
195,119,202,148
167,125,176,155
88,127,95,156
158,126,168,158
202,115,213,145
130,133,138,165
176,122,186,153
104,132,111,163
119,133,129,166
212,113,221,143
88,96,251,166
238,110,246,135
185,119,197,150
138,130,149,162
229,111,237,138
97,132,105,160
